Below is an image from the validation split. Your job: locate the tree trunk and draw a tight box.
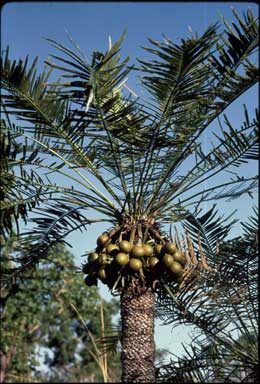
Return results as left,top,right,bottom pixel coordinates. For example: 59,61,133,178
120,285,155,383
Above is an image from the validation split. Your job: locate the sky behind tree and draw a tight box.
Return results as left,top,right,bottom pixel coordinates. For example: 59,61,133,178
1,1,258,357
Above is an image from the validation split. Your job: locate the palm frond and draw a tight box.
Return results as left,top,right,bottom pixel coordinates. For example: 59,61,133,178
139,9,258,215
184,205,236,261
149,103,258,216
156,210,258,383
96,322,122,356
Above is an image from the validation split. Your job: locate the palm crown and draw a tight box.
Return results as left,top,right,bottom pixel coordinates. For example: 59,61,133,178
0,8,258,284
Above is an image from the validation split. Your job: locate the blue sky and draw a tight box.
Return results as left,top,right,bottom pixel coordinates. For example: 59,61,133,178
1,1,259,358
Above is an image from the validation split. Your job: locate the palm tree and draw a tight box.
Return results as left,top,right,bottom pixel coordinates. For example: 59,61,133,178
156,208,258,383
1,8,258,382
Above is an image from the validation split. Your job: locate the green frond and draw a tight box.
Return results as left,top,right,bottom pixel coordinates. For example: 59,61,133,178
156,209,258,383
138,24,218,122
147,104,258,214
184,205,237,260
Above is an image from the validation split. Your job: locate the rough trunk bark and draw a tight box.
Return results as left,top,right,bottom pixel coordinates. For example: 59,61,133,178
120,285,155,383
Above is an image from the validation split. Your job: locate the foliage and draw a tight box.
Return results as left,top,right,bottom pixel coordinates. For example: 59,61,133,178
155,208,258,383
0,8,258,286
0,241,121,382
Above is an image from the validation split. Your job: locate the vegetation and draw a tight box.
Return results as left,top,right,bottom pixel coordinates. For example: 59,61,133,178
156,208,258,383
0,241,121,382
0,7,258,382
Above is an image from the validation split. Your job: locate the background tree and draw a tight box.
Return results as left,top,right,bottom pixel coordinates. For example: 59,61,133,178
0,8,258,382
0,242,121,383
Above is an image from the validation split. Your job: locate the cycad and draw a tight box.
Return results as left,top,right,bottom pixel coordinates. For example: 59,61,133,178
156,208,258,383
0,8,258,382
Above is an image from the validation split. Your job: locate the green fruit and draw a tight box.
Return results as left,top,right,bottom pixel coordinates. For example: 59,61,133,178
88,252,99,263
148,256,159,268
97,268,107,281
97,253,107,265
162,253,175,267
119,240,133,253
82,263,92,274
106,243,119,255
131,245,145,258
128,258,142,272
143,244,154,257
84,275,98,286
169,261,183,276
154,244,163,256
115,252,129,266
163,242,177,255
173,250,186,266
97,233,110,247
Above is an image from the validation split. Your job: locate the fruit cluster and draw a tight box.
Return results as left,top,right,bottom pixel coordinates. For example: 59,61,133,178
83,230,187,290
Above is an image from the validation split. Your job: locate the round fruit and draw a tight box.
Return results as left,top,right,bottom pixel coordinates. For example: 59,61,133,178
97,233,110,247
131,245,145,258
97,268,107,281
97,253,107,265
148,256,159,268
173,250,186,266
119,240,132,253
163,242,177,255
84,275,98,286
169,262,183,276
143,244,154,257
162,253,175,267
154,244,163,256
106,243,119,255
88,252,99,263
128,258,142,272
115,252,129,266
82,263,92,274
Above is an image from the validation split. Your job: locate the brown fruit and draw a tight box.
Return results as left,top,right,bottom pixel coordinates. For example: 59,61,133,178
131,245,145,258
162,253,175,267
143,244,154,257
115,252,129,266
173,250,186,266
154,244,163,256
88,252,99,263
163,242,177,255
97,233,110,247
169,261,183,276
128,258,142,272
148,256,159,268
119,240,132,253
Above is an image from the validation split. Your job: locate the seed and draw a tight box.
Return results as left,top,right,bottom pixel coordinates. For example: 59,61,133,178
97,233,110,247
115,252,129,266
119,240,132,253
97,268,107,281
169,261,183,276
163,242,177,255
106,243,119,255
148,256,159,268
154,244,163,256
131,245,145,258
97,253,107,265
84,275,98,286
128,258,142,272
173,250,186,266
162,253,175,267
143,244,154,257
88,252,99,263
